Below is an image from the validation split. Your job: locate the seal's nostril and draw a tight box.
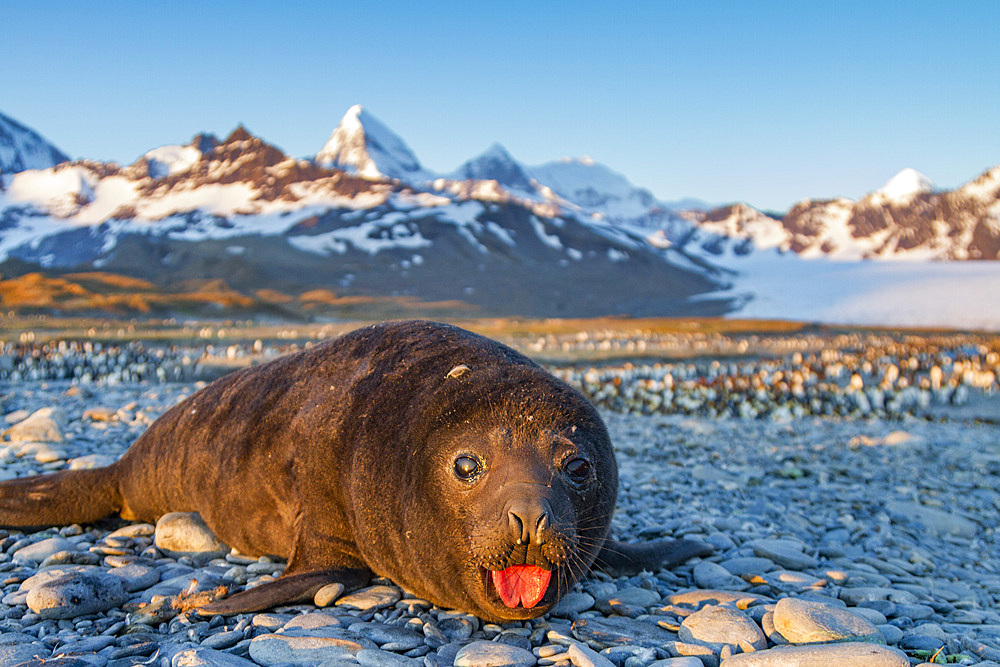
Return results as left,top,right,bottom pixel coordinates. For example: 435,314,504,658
509,510,528,544
534,512,549,545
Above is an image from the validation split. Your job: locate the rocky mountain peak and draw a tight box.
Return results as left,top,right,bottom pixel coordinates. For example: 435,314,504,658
451,143,533,191
868,167,935,206
315,105,428,182
0,110,70,175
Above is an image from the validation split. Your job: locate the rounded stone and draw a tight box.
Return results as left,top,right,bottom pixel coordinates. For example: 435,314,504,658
563,643,616,667
106,562,161,591
334,584,402,612
19,565,100,591
716,642,909,666
772,597,882,644
12,536,80,564
4,408,65,442
0,643,53,666
348,621,425,651
249,633,372,665
551,592,596,617
666,590,773,611
719,557,775,577
454,641,537,667
838,587,918,606
169,646,262,666
678,604,767,653
876,624,903,645
693,562,751,591
26,571,129,619
67,454,117,470
747,571,827,591
314,582,345,607
648,659,704,667
606,586,661,608
280,612,343,634
571,616,677,649
884,501,977,538
750,540,818,570
201,629,244,650
154,512,230,562
356,648,419,667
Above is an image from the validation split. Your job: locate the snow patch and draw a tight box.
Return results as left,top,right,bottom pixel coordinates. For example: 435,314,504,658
288,218,432,256
144,145,202,178
485,221,515,246
530,216,562,250
870,168,934,205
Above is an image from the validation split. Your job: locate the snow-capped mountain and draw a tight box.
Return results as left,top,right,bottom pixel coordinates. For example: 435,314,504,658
684,167,1000,261
869,167,935,206
449,143,535,192
0,109,730,318
0,111,69,175
315,105,432,183
0,105,997,324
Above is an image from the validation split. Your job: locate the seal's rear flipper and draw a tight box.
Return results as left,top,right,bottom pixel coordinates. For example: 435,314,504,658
0,468,121,530
196,568,372,616
596,538,712,576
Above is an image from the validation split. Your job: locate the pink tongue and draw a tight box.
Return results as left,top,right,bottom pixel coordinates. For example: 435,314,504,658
490,565,552,608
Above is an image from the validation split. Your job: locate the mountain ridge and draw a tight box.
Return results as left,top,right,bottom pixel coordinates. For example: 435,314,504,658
0,105,997,323
0,111,70,175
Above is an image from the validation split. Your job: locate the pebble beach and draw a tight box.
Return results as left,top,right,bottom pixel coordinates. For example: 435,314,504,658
0,336,998,667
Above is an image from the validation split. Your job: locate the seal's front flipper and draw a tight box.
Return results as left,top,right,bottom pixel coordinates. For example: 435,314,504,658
596,538,712,576
195,567,372,616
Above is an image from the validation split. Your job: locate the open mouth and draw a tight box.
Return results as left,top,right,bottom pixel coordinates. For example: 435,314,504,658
488,565,553,608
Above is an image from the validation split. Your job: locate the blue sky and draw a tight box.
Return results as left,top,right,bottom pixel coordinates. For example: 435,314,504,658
3,1,998,211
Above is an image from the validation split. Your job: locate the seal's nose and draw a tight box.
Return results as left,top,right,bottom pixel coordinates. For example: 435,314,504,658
507,497,552,545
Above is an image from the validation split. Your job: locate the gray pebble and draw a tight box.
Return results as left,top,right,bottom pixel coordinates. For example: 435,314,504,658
154,513,229,564
249,632,373,665
166,646,258,667
454,641,536,667
201,629,244,650
877,624,903,645
348,621,424,651
0,642,52,667
718,557,774,577
26,572,128,619
12,537,80,564
771,597,882,644
335,585,402,612
105,562,160,592
571,616,676,649
550,592,595,617
678,603,767,653
898,633,945,651
314,583,345,607
357,648,419,667
692,562,750,591
647,659,704,667
884,501,977,538
749,540,818,570
716,642,909,666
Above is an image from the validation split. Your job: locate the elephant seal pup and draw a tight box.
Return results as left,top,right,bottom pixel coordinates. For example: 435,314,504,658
0,320,709,621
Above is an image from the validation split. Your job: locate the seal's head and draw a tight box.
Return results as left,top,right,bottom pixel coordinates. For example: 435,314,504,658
454,421,614,620
383,364,619,622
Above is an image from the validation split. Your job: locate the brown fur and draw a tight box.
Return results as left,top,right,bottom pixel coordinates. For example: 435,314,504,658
0,320,709,620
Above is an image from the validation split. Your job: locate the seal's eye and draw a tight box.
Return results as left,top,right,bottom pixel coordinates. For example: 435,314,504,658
564,457,591,483
453,455,482,481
